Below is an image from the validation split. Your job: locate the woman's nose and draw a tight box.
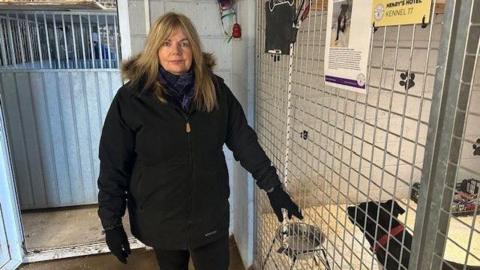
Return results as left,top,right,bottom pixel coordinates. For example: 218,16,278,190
172,44,182,55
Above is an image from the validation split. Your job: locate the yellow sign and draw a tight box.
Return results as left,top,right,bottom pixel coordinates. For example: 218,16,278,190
372,0,432,27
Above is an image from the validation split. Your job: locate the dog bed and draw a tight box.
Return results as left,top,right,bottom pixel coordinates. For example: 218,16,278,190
410,179,480,216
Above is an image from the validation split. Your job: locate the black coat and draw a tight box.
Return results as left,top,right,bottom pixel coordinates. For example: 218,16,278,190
97,75,281,249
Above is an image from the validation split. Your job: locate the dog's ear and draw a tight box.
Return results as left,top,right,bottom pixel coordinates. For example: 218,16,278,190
382,200,405,217
347,206,356,219
347,203,368,227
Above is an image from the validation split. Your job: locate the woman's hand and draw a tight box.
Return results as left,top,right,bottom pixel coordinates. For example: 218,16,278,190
105,225,131,264
267,185,304,222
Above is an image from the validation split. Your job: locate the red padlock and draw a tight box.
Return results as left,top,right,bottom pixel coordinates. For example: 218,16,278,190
232,23,241,38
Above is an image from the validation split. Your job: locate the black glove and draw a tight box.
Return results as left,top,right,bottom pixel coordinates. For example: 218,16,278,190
105,225,131,264
267,185,303,222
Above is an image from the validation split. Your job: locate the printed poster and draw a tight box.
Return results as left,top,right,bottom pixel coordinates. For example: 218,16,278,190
324,0,372,93
373,0,432,27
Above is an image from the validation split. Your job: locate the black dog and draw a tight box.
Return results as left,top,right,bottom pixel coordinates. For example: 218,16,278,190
335,4,348,41
347,200,480,270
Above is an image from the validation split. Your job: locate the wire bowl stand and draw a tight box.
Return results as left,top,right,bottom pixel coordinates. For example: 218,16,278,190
261,222,331,270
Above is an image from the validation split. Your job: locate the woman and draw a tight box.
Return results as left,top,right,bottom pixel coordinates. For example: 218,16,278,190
97,12,302,270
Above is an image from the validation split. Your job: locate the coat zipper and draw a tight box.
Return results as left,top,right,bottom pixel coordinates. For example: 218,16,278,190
181,111,195,241
174,104,196,245
182,113,192,159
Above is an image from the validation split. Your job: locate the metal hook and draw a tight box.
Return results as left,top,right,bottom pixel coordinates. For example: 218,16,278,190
421,15,428,28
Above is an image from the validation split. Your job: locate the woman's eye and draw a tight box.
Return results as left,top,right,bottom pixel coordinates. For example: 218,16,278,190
163,41,171,47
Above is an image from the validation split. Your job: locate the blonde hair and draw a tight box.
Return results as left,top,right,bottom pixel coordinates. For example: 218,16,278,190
121,12,217,112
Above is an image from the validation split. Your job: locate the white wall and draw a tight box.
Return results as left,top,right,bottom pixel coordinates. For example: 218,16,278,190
122,0,255,267
230,0,256,268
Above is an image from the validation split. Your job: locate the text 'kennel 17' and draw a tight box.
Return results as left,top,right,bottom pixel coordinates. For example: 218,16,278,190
254,1,480,270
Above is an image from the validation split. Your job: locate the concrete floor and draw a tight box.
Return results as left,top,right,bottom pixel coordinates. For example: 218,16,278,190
19,248,160,270
22,205,132,251
20,201,478,269
19,205,246,269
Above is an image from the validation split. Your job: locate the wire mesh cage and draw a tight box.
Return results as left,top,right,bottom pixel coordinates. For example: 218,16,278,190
254,0,479,269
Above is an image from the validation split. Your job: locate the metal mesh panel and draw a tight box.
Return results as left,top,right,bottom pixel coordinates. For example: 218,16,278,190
255,0,292,268
253,1,479,269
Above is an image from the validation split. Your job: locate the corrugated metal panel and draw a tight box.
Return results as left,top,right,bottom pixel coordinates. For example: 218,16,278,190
0,70,121,209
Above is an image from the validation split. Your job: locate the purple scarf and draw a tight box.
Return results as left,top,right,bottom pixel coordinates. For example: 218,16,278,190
158,67,195,112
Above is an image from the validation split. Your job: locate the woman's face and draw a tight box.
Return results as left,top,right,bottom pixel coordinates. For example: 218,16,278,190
158,29,193,75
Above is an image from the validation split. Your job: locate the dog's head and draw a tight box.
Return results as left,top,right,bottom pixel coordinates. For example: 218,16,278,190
347,200,405,245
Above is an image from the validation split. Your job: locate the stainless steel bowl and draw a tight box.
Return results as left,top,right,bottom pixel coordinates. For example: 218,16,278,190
274,222,326,260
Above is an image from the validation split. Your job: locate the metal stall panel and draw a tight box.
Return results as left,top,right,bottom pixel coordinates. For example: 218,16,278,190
0,11,120,70
253,1,474,269
0,70,122,209
254,0,292,268
410,1,480,269
0,10,122,209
